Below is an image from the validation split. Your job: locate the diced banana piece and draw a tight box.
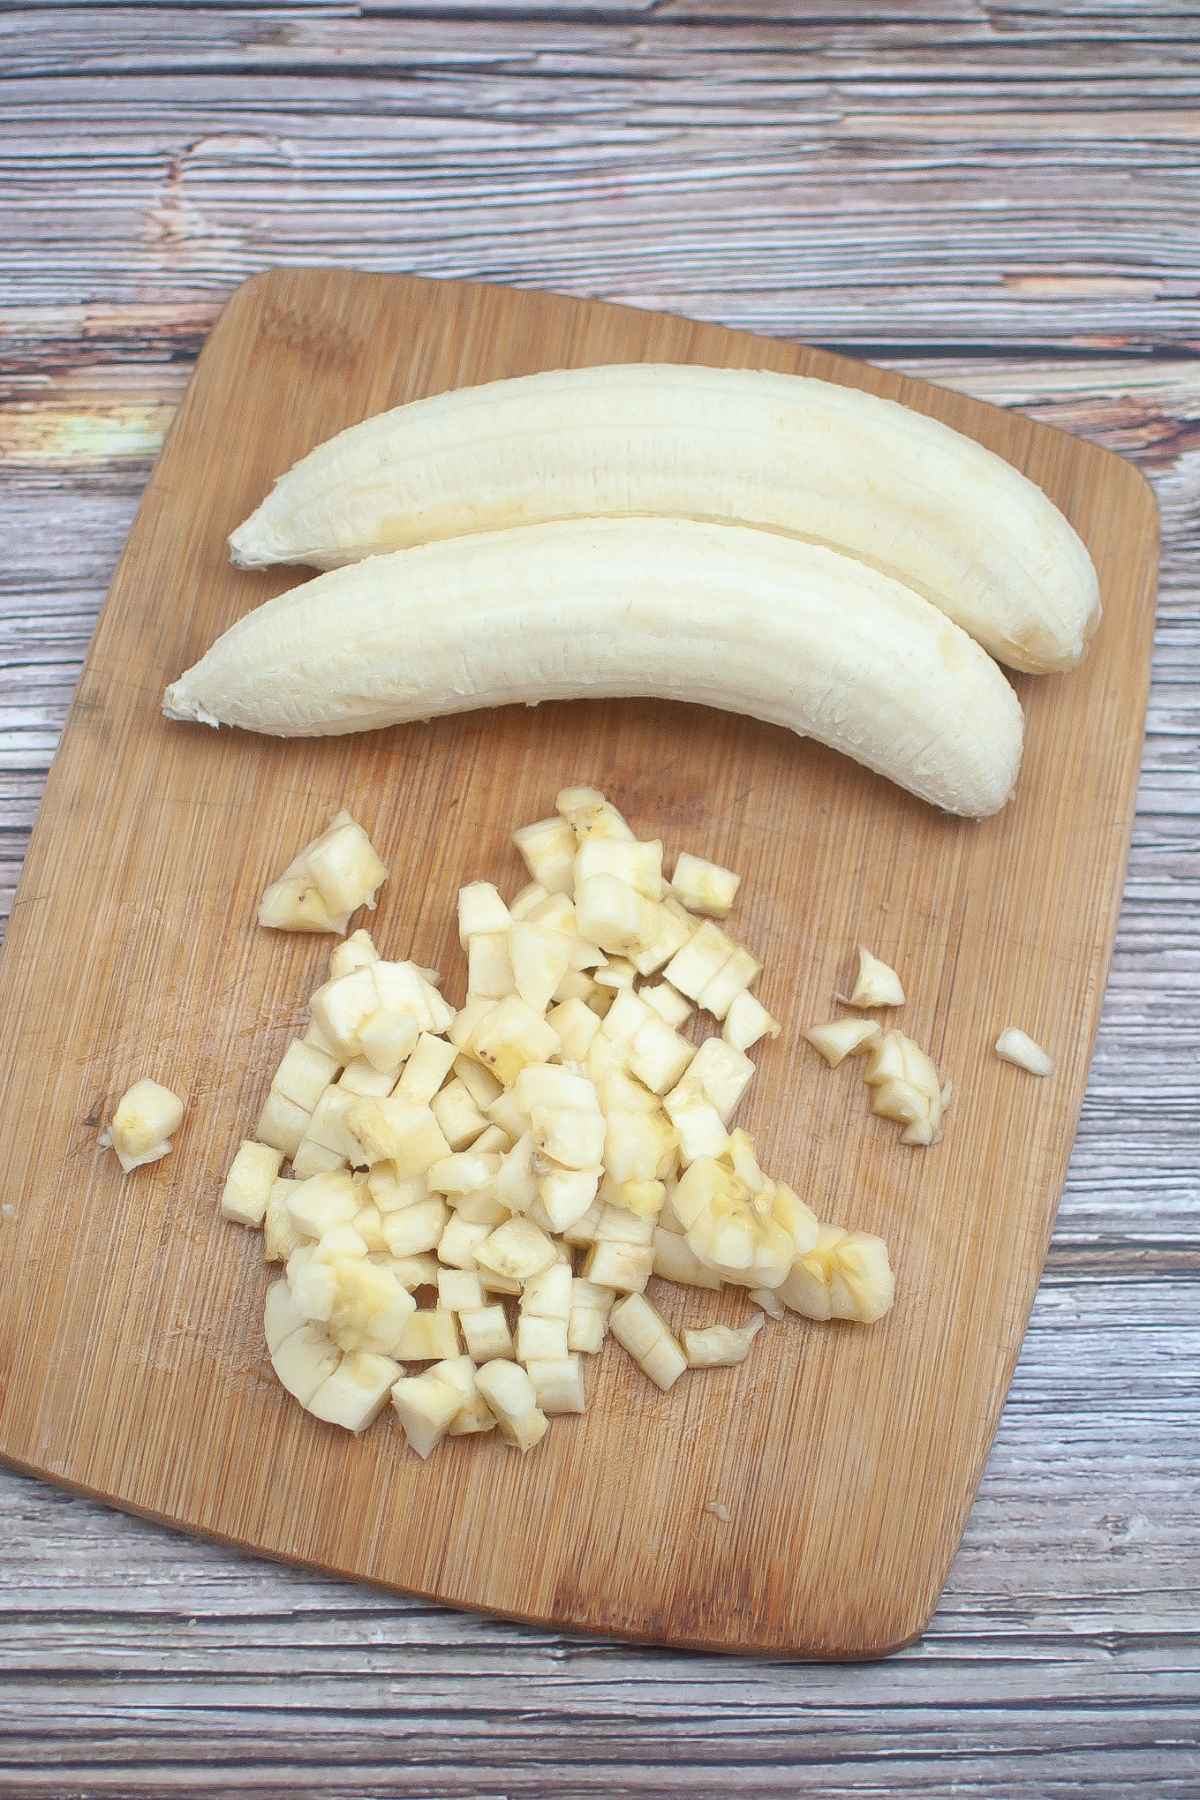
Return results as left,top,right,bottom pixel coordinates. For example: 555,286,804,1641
329,927,379,979
298,1086,370,1168
722,990,780,1053
350,1203,388,1253
380,1197,449,1257
567,1278,615,1354
458,1304,515,1362
556,786,634,845
683,1316,763,1368
347,1095,451,1176
509,880,548,921
436,1213,492,1270
525,1355,586,1415
995,1027,1054,1077
575,875,658,956
698,946,763,1022
671,852,741,918
376,1251,439,1289
256,1090,313,1160
427,1150,501,1196
846,946,906,1009
562,1197,604,1247
538,1166,601,1232
101,1078,185,1173
437,1268,486,1313
475,1359,549,1451
863,1029,946,1147
778,1224,895,1324
652,1226,722,1291
516,1315,569,1362
593,956,636,991
308,1350,401,1431
575,836,664,901
453,1055,504,1110
359,1010,420,1076
430,1078,489,1152
662,1087,728,1165
512,816,576,895
582,1240,653,1294
259,810,387,935
273,1039,339,1112
546,996,601,1061
265,1278,307,1353
221,1139,284,1227
272,1323,342,1405
467,930,515,1000
610,1294,687,1392
667,1038,755,1125
508,921,573,1014
334,1057,393,1099
662,920,735,1003
642,982,693,1029
604,1108,677,1185
286,1170,360,1238
265,1179,305,1262
432,1355,497,1434
804,1017,881,1068
475,1216,557,1281
391,1370,463,1457
627,1017,695,1096
469,996,561,1087
395,1032,457,1104
395,1309,461,1361
458,881,511,946
531,1105,606,1171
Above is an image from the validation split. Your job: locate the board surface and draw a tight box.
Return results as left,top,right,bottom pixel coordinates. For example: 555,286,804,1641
0,269,1158,1658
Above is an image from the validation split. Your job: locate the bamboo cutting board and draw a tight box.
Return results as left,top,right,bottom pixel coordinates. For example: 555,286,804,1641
0,270,1157,1659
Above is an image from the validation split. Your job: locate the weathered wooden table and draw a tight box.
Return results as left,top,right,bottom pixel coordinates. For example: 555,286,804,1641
1,5,1196,1795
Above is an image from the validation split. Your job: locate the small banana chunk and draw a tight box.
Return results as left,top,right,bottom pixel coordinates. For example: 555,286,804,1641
391,1370,463,1458
804,1018,882,1069
995,1027,1055,1077
100,1078,185,1173
778,1227,895,1325
845,946,906,1009
220,1139,284,1227
475,1359,550,1451
683,1316,764,1369
259,809,388,935
610,1293,687,1392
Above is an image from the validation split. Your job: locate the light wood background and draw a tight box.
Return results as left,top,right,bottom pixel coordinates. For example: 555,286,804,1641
0,2,1196,1794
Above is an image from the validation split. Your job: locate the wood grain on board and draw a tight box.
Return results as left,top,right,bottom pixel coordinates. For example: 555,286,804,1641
0,267,1158,1658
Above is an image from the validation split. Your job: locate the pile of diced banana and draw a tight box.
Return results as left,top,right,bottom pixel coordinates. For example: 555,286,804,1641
219,786,902,1452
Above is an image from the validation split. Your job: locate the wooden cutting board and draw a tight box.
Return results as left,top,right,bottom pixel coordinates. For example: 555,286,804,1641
0,269,1157,1659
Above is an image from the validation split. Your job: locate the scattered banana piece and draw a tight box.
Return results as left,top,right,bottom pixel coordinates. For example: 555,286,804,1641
863,1030,947,1147
259,809,388,935
683,1316,764,1368
99,1078,185,1173
845,947,906,1009
216,786,896,1458
804,1018,882,1069
995,1027,1055,1077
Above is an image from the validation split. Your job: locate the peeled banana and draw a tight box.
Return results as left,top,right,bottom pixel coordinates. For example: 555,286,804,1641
228,362,1099,674
165,519,1024,818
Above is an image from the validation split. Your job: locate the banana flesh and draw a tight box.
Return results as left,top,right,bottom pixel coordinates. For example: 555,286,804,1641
228,363,1099,674
166,518,1024,818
